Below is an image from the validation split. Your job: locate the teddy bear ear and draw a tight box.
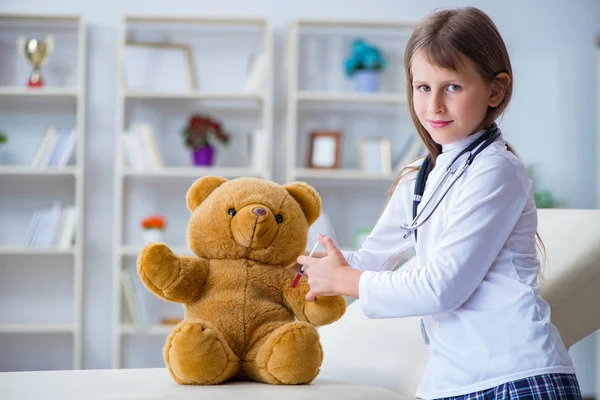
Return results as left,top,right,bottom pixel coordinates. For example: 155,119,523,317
186,176,229,212
284,182,321,226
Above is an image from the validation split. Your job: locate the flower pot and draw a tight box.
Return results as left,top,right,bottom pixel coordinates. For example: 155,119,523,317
353,70,380,93
142,229,164,244
192,145,214,166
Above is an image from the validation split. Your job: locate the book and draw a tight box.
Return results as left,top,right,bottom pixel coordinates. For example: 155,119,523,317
244,53,267,93
22,204,78,248
122,123,163,171
393,135,424,172
30,126,77,168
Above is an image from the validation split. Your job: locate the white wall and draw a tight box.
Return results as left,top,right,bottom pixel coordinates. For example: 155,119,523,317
1,0,599,394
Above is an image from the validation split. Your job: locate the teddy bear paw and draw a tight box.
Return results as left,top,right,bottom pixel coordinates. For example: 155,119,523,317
304,295,347,326
138,243,180,293
249,321,322,384
164,320,239,385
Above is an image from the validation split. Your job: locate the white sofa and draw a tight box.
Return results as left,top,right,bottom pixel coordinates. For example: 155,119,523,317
1,209,599,400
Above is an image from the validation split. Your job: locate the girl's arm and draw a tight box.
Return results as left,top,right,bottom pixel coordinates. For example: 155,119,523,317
358,155,530,319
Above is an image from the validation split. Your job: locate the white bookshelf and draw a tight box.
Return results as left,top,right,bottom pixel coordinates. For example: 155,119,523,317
285,18,415,250
112,15,274,368
0,13,86,371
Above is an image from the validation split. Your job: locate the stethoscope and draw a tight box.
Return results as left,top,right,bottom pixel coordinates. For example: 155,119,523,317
401,123,502,241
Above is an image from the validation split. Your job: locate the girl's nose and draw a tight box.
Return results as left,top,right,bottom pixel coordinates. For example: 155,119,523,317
428,93,445,113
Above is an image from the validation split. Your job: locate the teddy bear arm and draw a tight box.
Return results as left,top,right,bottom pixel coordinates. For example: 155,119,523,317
303,294,347,326
161,256,209,303
281,276,311,323
138,243,208,303
138,243,181,301
281,274,346,326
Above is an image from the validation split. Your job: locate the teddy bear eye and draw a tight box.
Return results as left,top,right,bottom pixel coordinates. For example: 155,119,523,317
275,214,283,224
228,208,236,217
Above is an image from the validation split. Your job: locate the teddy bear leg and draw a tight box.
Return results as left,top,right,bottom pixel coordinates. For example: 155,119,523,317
164,320,240,385
243,321,322,384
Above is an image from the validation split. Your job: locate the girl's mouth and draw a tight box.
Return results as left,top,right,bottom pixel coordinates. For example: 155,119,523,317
428,120,453,129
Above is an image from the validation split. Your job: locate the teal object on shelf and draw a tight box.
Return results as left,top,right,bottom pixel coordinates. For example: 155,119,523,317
353,70,380,92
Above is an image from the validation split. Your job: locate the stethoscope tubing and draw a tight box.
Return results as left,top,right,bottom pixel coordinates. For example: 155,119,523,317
401,126,501,238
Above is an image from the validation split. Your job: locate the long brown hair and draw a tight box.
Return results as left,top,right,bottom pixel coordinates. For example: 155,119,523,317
389,7,546,276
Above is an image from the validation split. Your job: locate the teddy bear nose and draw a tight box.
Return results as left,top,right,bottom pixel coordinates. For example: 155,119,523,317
253,207,266,216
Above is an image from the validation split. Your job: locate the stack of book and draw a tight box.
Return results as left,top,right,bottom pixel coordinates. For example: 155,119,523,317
121,267,150,326
31,126,78,168
23,202,78,248
122,123,163,171
392,135,427,172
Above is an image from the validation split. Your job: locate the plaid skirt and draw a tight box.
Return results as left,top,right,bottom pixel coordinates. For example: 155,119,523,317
436,374,582,400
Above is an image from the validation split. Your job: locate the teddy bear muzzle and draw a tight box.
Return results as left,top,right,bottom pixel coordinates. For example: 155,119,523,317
231,204,278,249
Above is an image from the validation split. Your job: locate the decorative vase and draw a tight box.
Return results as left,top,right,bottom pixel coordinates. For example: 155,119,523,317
192,145,214,166
142,228,163,244
353,70,380,93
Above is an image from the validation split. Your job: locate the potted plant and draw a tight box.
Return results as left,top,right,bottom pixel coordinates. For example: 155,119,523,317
527,165,561,208
141,215,166,244
0,131,7,146
344,38,387,93
181,114,229,166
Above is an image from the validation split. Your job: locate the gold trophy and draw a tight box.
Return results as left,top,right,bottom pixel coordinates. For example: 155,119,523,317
16,35,55,87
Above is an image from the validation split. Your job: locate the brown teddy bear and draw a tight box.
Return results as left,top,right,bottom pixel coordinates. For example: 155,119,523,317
137,176,346,385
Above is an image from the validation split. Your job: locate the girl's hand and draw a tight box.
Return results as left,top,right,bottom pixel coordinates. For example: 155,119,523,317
287,249,327,274
297,234,362,301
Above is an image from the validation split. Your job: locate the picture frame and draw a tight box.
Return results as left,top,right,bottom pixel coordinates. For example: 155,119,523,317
123,40,197,92
308,130,341,169
358,137,392,174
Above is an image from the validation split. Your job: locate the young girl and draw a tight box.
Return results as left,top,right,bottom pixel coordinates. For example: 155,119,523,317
296,7,582,400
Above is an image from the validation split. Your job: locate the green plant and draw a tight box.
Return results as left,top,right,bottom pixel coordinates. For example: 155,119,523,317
181,114,229,151
527,165,560,208
0,131,6,145
344,39,387,77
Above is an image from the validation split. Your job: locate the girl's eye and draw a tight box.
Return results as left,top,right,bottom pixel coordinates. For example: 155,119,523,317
447,84,461,92
275,214,283,224
228,208,236,216
417,85,430,93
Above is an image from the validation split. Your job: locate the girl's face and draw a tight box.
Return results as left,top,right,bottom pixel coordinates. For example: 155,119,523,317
411,49,501,146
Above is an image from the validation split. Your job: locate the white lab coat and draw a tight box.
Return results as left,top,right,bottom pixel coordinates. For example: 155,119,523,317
343,130,575,399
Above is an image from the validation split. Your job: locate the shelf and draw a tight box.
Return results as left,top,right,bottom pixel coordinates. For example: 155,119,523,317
295,18,415,29
0,12,85,372
0,323,75,334
119,324,175,335
121,245,191,256
293,168,397,181
113,14,275,369
0,247,76,256
123,90,264,102
0,166,79,177
124,15,267,26
0,87,79,98
123,167,263,179
0,13,81,23
296,90,406,105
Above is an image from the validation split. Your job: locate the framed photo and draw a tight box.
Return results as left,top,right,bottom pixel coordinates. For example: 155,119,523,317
359,137,392,174
308,130,341,169
123,40,197,92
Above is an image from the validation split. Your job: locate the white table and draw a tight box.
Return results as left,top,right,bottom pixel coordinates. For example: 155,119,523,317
0,368,408,400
